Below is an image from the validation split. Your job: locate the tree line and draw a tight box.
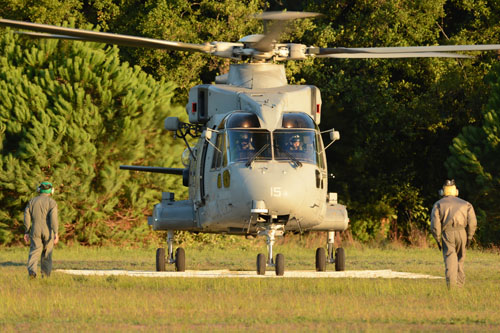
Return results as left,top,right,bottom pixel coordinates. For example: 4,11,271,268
0,0,498,246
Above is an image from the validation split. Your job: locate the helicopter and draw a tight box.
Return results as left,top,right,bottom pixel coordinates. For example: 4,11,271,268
2,12,500,276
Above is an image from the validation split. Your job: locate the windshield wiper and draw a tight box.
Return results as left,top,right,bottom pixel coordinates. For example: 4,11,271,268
274,144,302,167
245,143,270,167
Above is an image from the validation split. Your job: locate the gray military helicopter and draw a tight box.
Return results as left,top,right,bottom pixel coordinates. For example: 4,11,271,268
2,12,500,276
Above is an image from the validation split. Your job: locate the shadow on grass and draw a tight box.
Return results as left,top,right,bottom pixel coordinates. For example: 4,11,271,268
0,261,25,267
54,260,152,270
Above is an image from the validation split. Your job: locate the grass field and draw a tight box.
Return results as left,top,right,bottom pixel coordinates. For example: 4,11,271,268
1,237,499,331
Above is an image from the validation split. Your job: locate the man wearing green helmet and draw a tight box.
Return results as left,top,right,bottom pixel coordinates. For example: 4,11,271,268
23,181,59,278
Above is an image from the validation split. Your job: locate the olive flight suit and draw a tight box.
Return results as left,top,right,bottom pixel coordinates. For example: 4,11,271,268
24,193,58,277
431,195,476,287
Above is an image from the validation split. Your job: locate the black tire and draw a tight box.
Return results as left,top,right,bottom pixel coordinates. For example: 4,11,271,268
315,247,326,272
256,253,266,275
275,253,285,276
175,247,186,272
335,247,346,271
156,248,166,272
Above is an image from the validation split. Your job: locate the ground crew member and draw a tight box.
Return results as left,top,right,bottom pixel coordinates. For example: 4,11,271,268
23,181,59,278
430,179,477,288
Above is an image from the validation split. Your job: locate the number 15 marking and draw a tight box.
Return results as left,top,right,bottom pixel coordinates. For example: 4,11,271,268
271,187,281,197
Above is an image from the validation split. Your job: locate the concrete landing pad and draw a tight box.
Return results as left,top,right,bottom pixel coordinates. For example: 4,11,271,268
57,269,443,279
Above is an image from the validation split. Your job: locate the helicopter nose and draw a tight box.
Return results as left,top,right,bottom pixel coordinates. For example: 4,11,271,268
235,162,323,219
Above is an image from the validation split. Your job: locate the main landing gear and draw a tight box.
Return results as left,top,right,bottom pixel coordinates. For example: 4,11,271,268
315,231,345,272
256,224,285,276
156,230,186,272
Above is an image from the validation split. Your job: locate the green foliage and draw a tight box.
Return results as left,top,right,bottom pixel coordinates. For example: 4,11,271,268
0,0,86,25
127,0,265,99
69,0,266,102
445,63,500,246
0,29,186,245
2,1,500,246
292,0,500,242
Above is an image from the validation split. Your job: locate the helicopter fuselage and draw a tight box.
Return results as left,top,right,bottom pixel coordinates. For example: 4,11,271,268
149,63,348,235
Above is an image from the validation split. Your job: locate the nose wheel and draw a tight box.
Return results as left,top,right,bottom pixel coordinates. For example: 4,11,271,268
256,252,285,276
256,224,285,276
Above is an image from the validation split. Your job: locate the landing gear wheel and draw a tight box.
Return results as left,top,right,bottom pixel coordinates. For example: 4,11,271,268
175,247,186,272
315,247,326,272
256,253,266,275
275,253,285,276
335,247,346,271
156,248,166,272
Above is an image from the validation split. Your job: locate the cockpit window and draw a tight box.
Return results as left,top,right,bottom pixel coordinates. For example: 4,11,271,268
222,112,261,129
211,112,322,167
211,132,227,169
273,129,318,165
228,129,271,162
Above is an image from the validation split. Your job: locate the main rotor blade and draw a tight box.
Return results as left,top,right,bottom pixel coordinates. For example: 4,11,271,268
15,31,86,41
0,18,212,53
252,11,321,53
252,21,286,52
318,52,472,59
255,11,322,21
317,45,500,57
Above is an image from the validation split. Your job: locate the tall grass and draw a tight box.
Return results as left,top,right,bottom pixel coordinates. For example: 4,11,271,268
1,241,499,331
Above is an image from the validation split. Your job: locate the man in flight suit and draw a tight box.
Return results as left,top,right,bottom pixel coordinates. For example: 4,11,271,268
23,181,59,278
289,135,302,151
431,179,477,288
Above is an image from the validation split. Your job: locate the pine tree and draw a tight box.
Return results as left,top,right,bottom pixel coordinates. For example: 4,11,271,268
0,29,187,245
445,64,500,246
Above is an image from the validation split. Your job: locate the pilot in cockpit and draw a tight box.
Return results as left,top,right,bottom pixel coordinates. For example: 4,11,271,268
239,133,254,151
288,135,302,151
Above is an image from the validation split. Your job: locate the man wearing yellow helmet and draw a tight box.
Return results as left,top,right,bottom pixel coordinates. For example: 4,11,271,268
23,181,59,278
431,179,477,288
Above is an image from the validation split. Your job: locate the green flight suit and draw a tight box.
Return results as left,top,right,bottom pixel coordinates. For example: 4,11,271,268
431,195,476,287
24,193,58,277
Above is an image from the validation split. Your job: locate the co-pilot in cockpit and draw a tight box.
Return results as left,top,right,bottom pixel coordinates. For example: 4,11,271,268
214,111,324,168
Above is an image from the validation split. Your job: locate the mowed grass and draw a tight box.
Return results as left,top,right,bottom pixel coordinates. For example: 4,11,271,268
1,238,499,331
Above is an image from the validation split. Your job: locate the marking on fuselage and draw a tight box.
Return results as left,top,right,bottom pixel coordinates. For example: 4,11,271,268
270,187,281,197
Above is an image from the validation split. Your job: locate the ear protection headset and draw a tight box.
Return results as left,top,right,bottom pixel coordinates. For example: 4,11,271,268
439,179,459,197
37,181,54,194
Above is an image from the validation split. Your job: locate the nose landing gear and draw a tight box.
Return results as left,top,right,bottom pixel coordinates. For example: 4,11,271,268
256,224,285,276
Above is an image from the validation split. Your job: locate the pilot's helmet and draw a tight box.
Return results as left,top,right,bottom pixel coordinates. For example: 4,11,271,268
290,135,300,144
240,133,251,143
439,179,459,197
239,133,251,148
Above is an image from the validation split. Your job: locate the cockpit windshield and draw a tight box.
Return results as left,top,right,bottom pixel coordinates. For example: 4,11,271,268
218,112,321,166
273,130,318,165
227,130,272,163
